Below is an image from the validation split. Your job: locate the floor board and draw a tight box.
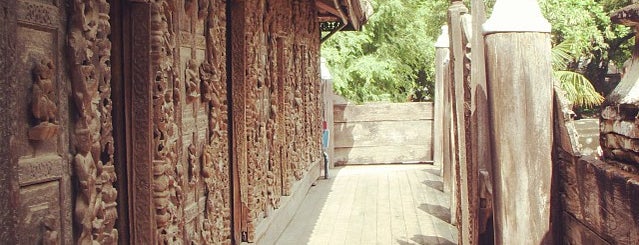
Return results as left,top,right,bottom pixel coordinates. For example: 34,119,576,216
276,164,458,245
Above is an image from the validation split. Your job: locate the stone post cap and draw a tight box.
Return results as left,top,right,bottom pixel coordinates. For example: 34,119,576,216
483,0,551,34
435,25,450,48
611,4,639,27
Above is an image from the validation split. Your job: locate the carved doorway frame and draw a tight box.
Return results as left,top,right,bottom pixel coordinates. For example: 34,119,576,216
112,1,156,244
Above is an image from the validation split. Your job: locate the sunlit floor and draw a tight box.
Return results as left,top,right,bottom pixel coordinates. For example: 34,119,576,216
276,164,458,245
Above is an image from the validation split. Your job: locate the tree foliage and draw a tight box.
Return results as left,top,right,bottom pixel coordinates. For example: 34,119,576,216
323,0,635,105
322,0,448,103
540,0,633,96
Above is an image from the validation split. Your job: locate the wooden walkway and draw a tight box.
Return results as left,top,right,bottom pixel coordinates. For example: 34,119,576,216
276,164,458,245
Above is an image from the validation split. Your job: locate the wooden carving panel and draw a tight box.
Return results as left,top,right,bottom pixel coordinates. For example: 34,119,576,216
200,0,232,244
68,0,118,244
176,0,232,244
237,0,323,242
147,1,183,243
13,0,72,244
243,0,269,240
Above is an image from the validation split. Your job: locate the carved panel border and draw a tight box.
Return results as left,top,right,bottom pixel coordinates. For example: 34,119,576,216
128,3,155,244
0,1,19,240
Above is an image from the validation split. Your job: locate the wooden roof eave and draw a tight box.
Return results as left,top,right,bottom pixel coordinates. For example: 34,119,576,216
316,0,372,31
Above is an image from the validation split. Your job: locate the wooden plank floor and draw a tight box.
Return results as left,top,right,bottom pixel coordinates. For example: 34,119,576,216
276,164,458,245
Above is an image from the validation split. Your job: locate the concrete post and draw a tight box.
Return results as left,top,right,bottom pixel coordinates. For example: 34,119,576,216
483,0,553,244
434,25,450,193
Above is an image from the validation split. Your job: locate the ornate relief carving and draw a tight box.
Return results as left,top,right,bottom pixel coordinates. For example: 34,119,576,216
188,133,200,185
17,1,59,28
186,58,201,103
68,0,117,243
199,1,231,244
29,58,59,140
235,0,322,241
149,1,183,243
42,214,59,245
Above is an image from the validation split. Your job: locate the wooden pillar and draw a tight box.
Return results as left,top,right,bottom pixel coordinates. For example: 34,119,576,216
448,0,468,228
483,0,553,244
470,0,494,241
434,25,450,191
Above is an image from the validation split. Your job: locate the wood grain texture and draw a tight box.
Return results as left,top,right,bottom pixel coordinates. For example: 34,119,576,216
334,145,431,165
276,164,458,245
560,157,639,244
448,2,478,243
334,102,433,123
470,0,494,240
485,32,554,245
333,121,432,148
333,103,434,165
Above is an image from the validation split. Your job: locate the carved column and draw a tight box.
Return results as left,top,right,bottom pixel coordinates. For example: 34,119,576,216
484,0,553,244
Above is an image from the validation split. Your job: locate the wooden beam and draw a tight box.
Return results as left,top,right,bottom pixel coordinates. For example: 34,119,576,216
316,0,341,19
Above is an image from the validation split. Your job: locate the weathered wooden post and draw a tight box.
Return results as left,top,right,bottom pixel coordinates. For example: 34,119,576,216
470,0,494,242
448,0,468,226
434,25,450,192
483,0,553,244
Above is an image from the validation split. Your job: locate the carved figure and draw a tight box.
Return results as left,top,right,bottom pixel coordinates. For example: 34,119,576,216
199,61,219,103
42,215,59,245
68,0,118,243
188,134,200,185
186,59,201,103
29,58,60,140
73,128,98,245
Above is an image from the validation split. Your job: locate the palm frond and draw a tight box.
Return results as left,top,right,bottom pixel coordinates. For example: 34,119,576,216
551,40,575,70
553,70,604,108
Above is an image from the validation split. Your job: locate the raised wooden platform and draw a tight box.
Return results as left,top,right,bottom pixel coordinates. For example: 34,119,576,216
276,164,458,245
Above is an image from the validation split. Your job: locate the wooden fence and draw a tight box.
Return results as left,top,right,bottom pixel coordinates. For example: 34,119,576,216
332,102,433,165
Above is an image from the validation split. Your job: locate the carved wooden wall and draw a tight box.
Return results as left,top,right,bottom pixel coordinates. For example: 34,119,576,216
122,0,232,244
1,0,322,244
1,0,75,244
231,0,323,242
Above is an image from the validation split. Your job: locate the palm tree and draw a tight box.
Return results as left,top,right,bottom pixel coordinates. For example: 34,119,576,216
551,40,604,108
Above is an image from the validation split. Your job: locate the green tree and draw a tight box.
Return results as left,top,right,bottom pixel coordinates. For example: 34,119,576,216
324,0,634,106
540,0,633,97
322,0,449,103
552,40,604,108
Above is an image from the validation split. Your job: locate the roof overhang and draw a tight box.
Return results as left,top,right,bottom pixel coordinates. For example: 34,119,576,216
316,0,372,32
